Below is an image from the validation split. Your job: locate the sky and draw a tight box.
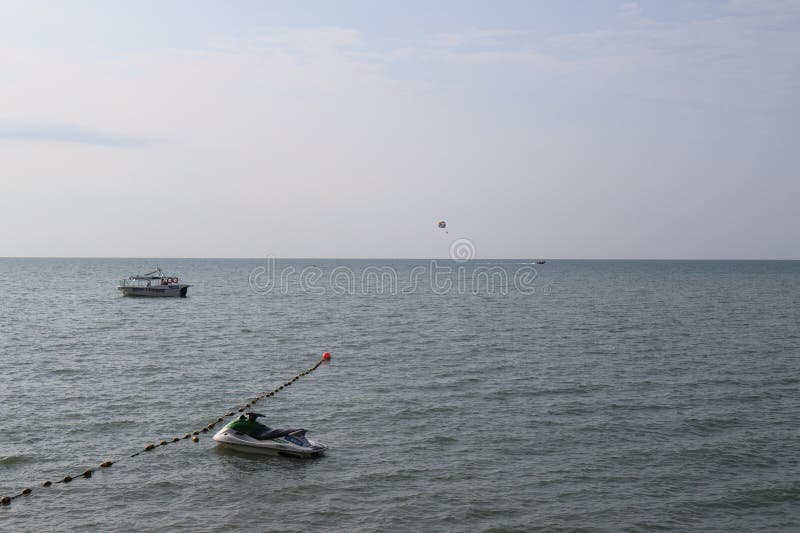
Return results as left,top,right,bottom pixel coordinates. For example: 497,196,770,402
0,0,798,259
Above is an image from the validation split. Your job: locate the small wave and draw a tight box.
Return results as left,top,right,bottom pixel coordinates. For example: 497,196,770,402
0,454,31,466
51,367,82,375
509,384,609,398
683,416,742,435
85,419,139,431
396,405,459,417
150,480,182,489
609,402,674,412
690,484,800,510
426,435,458,445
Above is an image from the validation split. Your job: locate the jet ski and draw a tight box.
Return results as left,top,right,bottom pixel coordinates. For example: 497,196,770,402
212,412,327,458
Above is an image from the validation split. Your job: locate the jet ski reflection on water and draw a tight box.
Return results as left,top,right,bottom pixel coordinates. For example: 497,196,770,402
212,412,327,457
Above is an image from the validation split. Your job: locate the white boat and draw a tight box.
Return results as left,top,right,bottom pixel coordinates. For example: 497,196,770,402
117,268,191,297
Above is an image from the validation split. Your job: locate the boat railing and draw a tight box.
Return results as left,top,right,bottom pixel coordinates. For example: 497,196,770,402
119,277,181,287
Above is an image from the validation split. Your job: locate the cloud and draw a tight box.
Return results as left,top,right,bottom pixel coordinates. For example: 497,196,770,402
424,30,528,50
0,119,155,147
255,27,362,55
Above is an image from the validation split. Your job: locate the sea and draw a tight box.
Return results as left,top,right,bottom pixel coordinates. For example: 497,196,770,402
1,258,799,532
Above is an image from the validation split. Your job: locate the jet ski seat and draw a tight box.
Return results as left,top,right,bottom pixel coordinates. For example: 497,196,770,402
251,427,305,441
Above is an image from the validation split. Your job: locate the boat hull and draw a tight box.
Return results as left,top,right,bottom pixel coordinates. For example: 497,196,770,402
215,441,325,457
117,285,190,297
212,429,326,458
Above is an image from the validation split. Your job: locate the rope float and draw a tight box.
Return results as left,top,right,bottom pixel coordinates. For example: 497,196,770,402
1,353,332,506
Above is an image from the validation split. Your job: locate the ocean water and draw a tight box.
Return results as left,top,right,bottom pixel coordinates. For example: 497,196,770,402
1,258,799,531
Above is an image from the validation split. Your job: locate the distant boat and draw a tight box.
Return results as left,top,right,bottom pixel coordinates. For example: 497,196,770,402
534,259,546,264
117,267,191,297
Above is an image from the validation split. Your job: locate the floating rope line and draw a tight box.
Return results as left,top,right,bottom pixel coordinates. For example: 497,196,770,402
1,354,331,506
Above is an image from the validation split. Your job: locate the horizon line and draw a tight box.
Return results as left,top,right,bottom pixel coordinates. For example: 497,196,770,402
1,256,799,261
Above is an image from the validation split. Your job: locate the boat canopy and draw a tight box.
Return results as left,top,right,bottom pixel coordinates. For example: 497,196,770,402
129,267,167,280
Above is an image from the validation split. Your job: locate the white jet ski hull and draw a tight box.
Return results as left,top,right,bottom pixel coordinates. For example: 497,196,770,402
213,428,326,458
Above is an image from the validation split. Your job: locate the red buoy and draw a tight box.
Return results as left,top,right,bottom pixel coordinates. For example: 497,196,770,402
322,352,331,360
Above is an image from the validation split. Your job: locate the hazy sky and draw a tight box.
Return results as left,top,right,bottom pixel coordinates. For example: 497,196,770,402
1,0,798,258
